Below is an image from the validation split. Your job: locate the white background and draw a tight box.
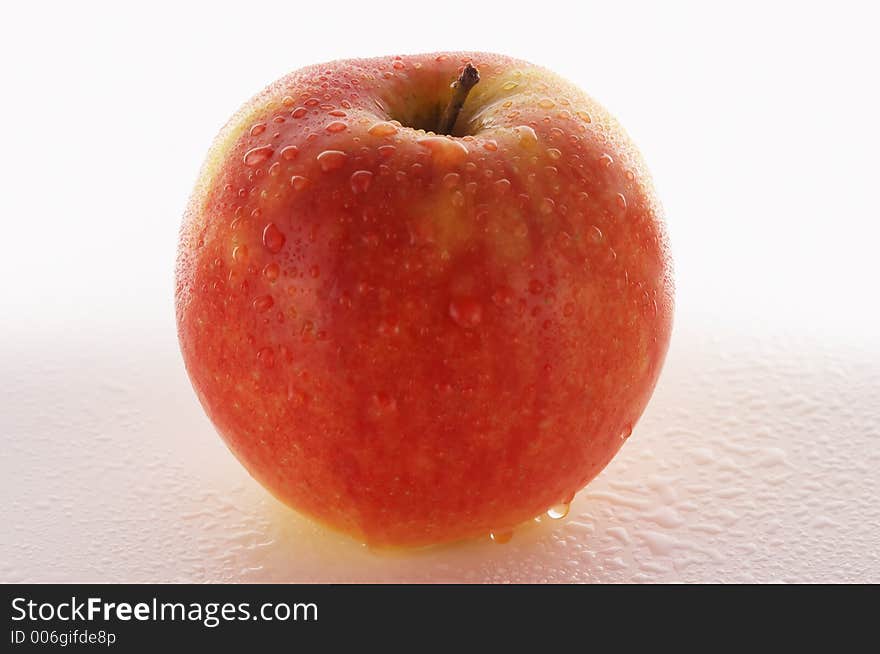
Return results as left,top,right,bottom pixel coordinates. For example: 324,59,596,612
1,1,877,582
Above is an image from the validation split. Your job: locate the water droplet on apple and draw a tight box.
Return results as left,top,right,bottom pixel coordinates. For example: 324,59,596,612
540,197,555,215
350,170,373,194
547,503,570,520
290,175,310,191
250,122,267,136
243,145,274,167
325,120,347,133
232,245,248,263
577,110,592,123
538,98,555,109
599,153,614,167
257,347,275,368
492,285,515,307
368,121,399,136
501,81,519,91
449,297,483,328
280,145,299,160
547,148,561,160
514,125,538,147
262,223,286,253
620,424,633,441
263,262,280,282
494,178,511,194
317,149,348,172
589,225,604,243
291,107,308,119
489,530,513,544
378,144,396,158
616,193,627,210
253,295,274,312
417,136,468,165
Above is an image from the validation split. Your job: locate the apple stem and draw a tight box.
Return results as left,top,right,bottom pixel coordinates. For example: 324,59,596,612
438,63,480,135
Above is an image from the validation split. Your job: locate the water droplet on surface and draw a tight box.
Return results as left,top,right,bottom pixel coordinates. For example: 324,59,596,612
589,225,604,243
291,107,308,119
325,121,347,133
501,81,519,91
599,153,614,167
483,139,498,151
489,530,513,544
577,110,592,123
232,245,248,263
540,197,555,215
547,148,561,160
350,170,373,193
250,122,267,136
449,297,483,328
290,175,310,191
243,145,274,167
257,347,275,368
538,98,555,109
443,172,461,188
368,121,399,136
417,136,468,165
262,262,280,282
253,295,274,312
616,193,627,210
620,424,633,441
547,503,570,520
317,150,348,172
515,125,538,147
262,223,286,254
280,145,299,160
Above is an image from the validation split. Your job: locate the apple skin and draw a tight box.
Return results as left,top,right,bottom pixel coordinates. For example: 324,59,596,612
176,52,673,547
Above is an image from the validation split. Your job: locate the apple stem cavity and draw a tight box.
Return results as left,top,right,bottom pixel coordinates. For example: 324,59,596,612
438,63,480,136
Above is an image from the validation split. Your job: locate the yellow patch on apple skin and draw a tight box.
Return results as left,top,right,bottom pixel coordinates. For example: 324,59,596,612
485,205,532,266
192,102,268,215
409,187,475,264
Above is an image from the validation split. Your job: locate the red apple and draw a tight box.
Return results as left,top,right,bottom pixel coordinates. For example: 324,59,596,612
176,52,673,547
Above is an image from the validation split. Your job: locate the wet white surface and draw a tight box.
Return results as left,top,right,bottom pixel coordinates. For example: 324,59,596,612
2,2,878,582
2,307,877,582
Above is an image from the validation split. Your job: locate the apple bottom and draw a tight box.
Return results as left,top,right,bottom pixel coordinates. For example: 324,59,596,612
189,329,663,548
